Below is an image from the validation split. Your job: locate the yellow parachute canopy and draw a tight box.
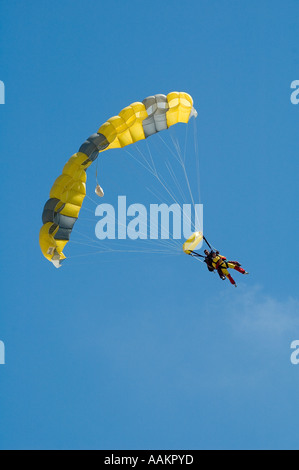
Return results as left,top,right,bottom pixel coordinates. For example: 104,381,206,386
40,91,197,268
183,231,203,255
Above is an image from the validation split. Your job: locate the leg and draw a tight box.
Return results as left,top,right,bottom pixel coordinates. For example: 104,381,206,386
220,266,237,286
234,266,246,274
217,268,226,280
227,262,246,274
227,273,236,286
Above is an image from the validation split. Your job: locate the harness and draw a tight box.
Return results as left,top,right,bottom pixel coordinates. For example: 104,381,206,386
212,255,228,271
204,252,216,270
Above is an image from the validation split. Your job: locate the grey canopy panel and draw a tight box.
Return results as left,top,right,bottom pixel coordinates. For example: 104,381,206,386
79,133,109,162
142,94,169,138
42,198,77,242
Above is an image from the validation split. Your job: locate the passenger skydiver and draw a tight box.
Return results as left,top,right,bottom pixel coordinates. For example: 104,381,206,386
205,250,249,287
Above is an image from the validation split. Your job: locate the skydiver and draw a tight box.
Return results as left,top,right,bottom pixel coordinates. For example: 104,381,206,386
208,251,249,287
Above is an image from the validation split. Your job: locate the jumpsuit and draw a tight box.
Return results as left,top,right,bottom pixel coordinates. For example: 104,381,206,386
211,255,246,286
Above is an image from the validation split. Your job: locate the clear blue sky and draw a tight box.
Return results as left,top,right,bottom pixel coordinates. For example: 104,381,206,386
1,0,299,450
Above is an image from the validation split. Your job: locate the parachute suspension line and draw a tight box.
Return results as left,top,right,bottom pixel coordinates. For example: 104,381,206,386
71,225,181,256
135,143,155,173
71,238,181,256
75,192,182,255
80,165,182,255
125,148,156,178
72,227,107,247
67,248,181,262
85,193,102,206
189,253,204,263
169,127,200,232
126,140,196,233
151,133,197,232
145,147,181,206
203,236,212,250
151,172,196,233
145,185,194,249
203,236,218,252
193,117,201,204
170,120,201,232
81,204,97,215
124,143,196,247
127,141,188,222
146,140,159,178
116,206,180,251
183,119,189,165
103,212,181,252
70,207,183,256
95,158,99,185
189,250,205,258
165,160,187,203
157,134,182,166
75,208,181,253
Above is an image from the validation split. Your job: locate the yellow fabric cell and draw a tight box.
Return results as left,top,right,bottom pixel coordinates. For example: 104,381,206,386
119,106,137,126
117,130,135,147
55,240,68,257
98,121,117,144
39,223,67,265
166,110,179,127
166,92,180,127
60,202,82,218
63,189,86,207
62,166,86,182
106,116,133,148
50,175,73,200
130,102,148,120
127,122,146,143
73,180,86,194
166,92,193,127
116,104,148,146
167,92,181,107
127,103,147,143
178,92,193,106
119,107,141,143
63,153,91,178
39,223,59,260
50,175,86,202
67,152,91,167
178,94,193,123
109,115,129,134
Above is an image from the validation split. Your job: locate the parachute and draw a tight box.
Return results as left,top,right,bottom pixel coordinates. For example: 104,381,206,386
40,92,198,268
183,231,203,255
